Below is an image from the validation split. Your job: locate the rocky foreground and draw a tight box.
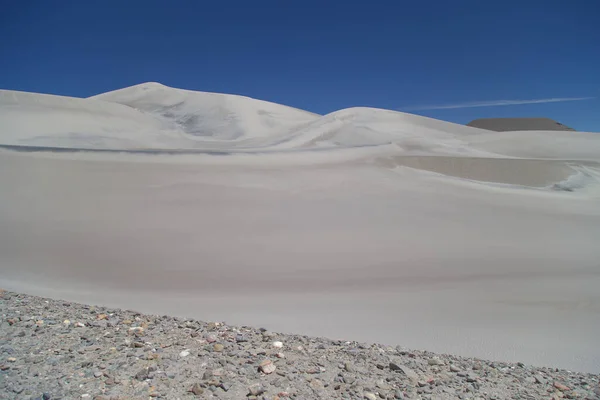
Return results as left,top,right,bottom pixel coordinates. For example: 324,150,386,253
0,290,598,400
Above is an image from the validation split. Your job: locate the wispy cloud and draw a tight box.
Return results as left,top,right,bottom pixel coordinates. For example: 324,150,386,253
401,97,594,111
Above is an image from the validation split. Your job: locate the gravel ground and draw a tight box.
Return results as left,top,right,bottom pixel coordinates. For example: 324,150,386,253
1,290,598,400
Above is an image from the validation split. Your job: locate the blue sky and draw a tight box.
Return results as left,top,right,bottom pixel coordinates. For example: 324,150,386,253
1,1,599,131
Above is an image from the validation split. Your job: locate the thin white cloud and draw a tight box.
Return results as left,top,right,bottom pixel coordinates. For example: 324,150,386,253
402,97,594,111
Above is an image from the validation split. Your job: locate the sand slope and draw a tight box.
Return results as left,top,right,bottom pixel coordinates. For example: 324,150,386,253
1,83,600,372
91,82,319,141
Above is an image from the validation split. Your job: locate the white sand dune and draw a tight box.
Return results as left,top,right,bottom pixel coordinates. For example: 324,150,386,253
0,89,188,149
1,83,600,372
91,82,319,141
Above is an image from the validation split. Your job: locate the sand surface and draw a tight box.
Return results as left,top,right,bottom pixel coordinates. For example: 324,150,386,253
2,83,600,373
1,150,599,373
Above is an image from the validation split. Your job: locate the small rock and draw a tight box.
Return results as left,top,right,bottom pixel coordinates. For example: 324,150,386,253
554,382,571,392
364,392,378,400
344,361,354,372
390,363,419,381
128,326,144,335
275,352,285,358
262,331,276,339
428,358,443,366
259,359,276,374
236,334,247,343
189,383,204,396
135,368,149,381
179,349,190,357
309,379,325,391
75,322,85,328
7,357,16,363
273,341,283,348
450,365,461,373
206,334,217,343
213,343,224,352
207,322,219,330
248,383,265,396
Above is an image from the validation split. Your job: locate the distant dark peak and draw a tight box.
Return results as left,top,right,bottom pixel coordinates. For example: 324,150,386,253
467,118,576,132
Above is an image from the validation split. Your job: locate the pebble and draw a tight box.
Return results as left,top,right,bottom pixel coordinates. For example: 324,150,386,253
236,334,248,343
179,349,190,357
248,383,265,396
364,392,378,400
189,383,204,395
206,334,217,343
390,363,419,381
554,382,571,391
273,341,284,348
213,343,224,352
259,359,276,374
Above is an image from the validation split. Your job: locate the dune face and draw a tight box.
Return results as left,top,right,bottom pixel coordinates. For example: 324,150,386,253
90,82,319,141
1,83,600,372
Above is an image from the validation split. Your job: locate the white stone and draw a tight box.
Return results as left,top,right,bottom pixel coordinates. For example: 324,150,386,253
179,349,190,357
